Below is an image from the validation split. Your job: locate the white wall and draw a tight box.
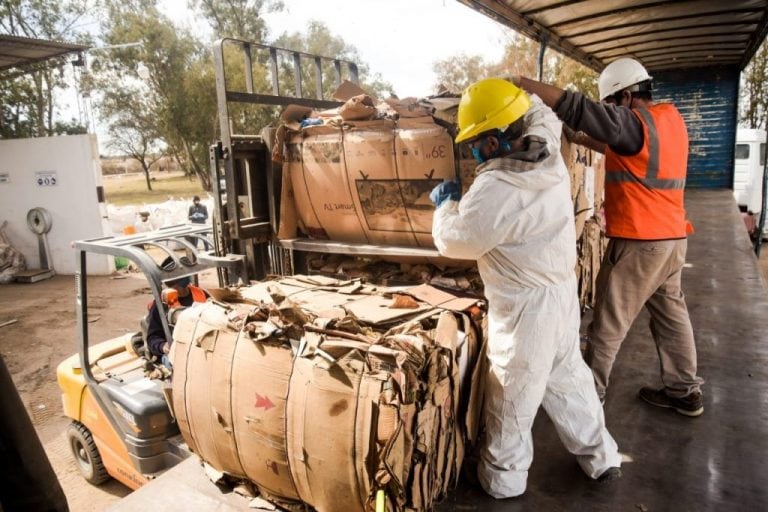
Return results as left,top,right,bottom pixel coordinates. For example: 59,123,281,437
0,134,112,275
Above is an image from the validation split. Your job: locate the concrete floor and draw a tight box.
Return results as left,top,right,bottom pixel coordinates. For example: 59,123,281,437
439,188,768,511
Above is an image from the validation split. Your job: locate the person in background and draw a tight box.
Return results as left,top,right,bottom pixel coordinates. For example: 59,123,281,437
134,211,153,233
187,195,209,250
430,78,621,498
188,195,208,224
511,57,704,417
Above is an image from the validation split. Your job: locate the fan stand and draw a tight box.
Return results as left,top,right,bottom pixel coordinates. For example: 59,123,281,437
15,207,56,283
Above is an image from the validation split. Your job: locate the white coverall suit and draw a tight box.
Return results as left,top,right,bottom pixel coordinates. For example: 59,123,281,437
432,96,621,498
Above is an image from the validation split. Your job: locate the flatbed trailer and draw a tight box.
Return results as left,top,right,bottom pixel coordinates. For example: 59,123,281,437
108,190,768,511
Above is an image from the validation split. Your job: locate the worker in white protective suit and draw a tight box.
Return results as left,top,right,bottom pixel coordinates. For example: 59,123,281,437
430,78,622,498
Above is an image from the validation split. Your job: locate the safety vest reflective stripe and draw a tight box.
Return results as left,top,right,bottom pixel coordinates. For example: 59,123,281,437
605,108,686,190
604,170,686,190
604,103,689,240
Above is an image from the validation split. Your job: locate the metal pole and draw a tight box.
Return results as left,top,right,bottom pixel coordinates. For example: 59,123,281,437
754,124,768,256
537,37,548,82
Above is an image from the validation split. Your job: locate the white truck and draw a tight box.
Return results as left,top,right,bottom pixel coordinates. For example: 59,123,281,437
734,128,767,214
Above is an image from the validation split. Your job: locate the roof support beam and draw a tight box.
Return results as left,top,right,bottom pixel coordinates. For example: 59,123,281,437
598,42,748,60
576,22,757,49
549,0,680,30
587,32,752,56
566,9,764,38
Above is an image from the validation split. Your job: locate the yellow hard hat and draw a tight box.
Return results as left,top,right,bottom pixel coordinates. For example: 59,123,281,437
455,78,531,143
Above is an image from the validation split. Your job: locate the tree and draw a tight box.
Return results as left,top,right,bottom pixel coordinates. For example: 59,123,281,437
92,1,394,193
741,40,768,130
102,89,162,190
432,54,493,93
189,0,283,41
550,52,598,100
274,21,394,100
97,0,215,189
488,34,542,82
432,33,598,98
0,0,91,138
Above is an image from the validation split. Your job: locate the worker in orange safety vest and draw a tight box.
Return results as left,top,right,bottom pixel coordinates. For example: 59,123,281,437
146,260,208,367
511,57,704,417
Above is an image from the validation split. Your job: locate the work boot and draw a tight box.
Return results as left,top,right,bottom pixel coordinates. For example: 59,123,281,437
638,387,704,417
596,467,622,483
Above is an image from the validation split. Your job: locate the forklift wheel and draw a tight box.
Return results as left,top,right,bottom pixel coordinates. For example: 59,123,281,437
67,422,110,485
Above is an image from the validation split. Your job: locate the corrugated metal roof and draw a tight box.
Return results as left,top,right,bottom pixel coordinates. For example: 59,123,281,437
458,0,768,71
0,34,88,72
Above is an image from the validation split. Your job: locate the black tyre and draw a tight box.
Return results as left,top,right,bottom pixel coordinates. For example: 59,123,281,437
67,422,110,485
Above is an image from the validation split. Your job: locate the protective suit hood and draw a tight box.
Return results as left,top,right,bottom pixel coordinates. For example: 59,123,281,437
431,93,578,292
475,148,566,192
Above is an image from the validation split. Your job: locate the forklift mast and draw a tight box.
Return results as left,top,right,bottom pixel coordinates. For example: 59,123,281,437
210,39,360,284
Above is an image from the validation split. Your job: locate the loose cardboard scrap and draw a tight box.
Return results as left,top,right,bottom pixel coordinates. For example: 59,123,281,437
339,94,377,121
303,253,484,294
173,275,487,512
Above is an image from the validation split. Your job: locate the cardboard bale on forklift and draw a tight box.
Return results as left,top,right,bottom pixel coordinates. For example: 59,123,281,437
276,92,606,308
277,95,474,254
171,275,486,512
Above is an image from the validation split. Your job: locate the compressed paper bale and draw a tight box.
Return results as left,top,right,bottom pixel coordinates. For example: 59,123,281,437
295,126,367,242
281,116,463,251
231,336,299,500
172,278,485,512
182,314,244,476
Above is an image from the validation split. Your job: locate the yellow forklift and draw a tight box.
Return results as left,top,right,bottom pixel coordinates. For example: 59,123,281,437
58,40,364,502
56,224,244,489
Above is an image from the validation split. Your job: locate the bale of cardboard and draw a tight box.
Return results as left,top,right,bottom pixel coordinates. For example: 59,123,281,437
274,85,606,310
171,275,487,512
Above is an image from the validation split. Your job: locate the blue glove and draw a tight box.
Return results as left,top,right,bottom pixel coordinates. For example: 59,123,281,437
429,179,462,208
300,118,323,128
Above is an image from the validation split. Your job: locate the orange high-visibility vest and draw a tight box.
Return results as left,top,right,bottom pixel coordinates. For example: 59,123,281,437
604,103,689,240
161,285,207,308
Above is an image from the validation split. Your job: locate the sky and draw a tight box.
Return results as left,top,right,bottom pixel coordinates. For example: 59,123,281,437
159,0,511,98
62,0,513,152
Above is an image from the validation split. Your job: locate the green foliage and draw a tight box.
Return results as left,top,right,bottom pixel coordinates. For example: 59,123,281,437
432,53,492,93
217,41,277,135
52,118,88,135
433,33,598,98
0,0,91,138
273,21,394,99
97,0,214,189
741,40,768,130
90,2,393,190
550,52,598,100
189,0,283,41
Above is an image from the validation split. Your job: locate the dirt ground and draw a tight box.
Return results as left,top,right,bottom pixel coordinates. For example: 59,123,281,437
0,267,218,512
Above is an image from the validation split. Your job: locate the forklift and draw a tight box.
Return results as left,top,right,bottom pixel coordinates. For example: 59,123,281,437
59,36,459,502
58,40,362,491
56,224,244,489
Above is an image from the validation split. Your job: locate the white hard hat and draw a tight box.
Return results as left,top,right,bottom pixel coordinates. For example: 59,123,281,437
598,57,652,101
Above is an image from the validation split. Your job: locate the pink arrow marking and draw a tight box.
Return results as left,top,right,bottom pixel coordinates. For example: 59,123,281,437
254,393,275,411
